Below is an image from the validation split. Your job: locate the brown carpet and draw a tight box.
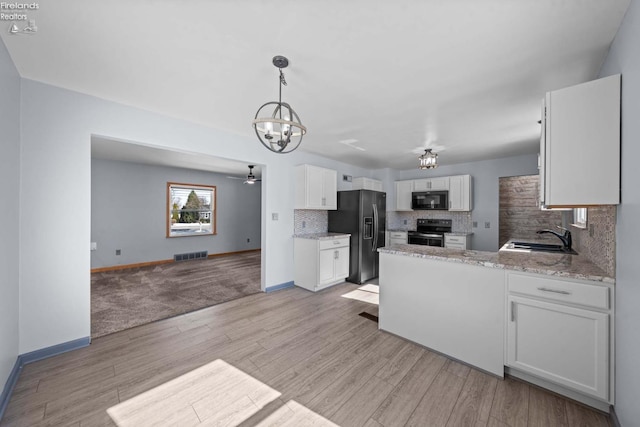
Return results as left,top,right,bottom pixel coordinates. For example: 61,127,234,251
91,251,261,338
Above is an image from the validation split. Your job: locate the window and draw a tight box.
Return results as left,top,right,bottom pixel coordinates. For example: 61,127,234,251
572,207,588,229
167,182,216,237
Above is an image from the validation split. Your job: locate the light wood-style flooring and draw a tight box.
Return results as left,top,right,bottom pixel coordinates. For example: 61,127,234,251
1,283,611,426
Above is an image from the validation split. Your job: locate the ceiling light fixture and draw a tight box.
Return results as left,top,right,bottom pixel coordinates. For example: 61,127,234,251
418,149,438,169
252,56,307,154
244,165,258,184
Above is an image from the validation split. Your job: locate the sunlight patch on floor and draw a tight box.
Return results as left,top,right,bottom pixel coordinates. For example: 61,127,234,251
107,359,339,426
107,359,280,426
341,283,379,305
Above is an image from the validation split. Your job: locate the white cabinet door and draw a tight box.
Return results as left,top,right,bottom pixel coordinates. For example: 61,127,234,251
334,247,350,280
413,179,429,191
318,249,336,285
541,74,620,206
429,177,450,191
414,177,449,191
395,180,413,211
306,166,326,208
449,175,472,211
507,295,609,400
295,165,337,210
322,168,337,209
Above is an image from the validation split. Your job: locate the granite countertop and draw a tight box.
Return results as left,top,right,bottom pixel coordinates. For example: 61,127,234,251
378,244,613,283
293,232,351,240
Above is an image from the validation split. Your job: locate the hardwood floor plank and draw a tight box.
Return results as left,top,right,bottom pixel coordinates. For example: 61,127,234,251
372,350,447,427
42,389,119,426
405,370,465,427
446,369,498,426
331,375,395,427
375,341,425,386
306,352,390,418
528,386,569,427
565,400,610,427
444,358,472,379
489,378,529,427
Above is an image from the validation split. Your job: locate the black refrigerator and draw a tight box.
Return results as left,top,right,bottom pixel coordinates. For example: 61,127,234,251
328,190,386,284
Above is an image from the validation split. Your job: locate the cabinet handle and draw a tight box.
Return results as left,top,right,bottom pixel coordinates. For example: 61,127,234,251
449,200,452,209
537,287,571,295
333,240,341,245
334,250,338,259
322,197,326,206
511,301,515,322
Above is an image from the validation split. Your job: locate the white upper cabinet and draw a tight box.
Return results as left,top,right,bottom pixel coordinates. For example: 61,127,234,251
352,177,383,191
540,74,621,207
295,164,337,210
414,177,450,191
448,175,472,211
395,180,414,211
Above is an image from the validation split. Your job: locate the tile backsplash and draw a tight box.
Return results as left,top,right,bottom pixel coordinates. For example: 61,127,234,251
294,210,328,235
572,206,616,278
387,211,472,233
295,209,472,235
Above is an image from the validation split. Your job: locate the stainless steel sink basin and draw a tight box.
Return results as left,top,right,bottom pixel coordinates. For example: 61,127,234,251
508,241,578,255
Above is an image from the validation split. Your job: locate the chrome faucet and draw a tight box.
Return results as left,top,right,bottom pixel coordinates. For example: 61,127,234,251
537,226,572,251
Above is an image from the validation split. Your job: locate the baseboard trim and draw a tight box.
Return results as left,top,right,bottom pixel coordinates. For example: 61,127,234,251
20,337,91,365
91,249,261,273
610,407,621,427
0,336,90,422
266,281,295,293
0,358,21,422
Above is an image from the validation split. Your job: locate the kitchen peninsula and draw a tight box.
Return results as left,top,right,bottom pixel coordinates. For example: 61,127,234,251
378,244,614,410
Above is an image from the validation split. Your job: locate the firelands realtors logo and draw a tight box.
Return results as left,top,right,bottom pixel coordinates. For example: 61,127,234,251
1,2,39,34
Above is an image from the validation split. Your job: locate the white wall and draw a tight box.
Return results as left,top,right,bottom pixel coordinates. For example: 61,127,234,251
18,78,373,354
91,159,262,268
0,39,20,393
393,154,539,251
598,0,640,423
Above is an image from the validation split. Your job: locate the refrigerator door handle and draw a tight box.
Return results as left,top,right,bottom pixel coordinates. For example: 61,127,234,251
372,203,378,251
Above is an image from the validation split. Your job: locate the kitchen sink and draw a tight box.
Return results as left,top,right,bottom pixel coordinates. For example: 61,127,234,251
505,241,578,255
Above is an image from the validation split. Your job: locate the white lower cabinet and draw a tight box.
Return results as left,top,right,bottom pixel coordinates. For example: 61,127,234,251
506,273,611,402
444,234,470,250
295,237,350,292
388,231,408,245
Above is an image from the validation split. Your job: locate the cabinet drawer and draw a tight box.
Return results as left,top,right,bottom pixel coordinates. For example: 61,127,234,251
389,232,407,239
446,243,465,250
508,273,609,310
319,237,350,250
445,235,465,244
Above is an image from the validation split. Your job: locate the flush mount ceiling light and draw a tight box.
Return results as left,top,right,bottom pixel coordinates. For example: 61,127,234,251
418,149,438,169
252,56,307,154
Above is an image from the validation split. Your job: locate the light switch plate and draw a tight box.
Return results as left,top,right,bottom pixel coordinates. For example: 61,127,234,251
272,213,279,221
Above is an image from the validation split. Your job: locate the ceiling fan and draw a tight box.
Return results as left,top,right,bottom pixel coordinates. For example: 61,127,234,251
227,165,261,184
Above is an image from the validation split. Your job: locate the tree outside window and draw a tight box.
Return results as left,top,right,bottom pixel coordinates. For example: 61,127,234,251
167,182,216,237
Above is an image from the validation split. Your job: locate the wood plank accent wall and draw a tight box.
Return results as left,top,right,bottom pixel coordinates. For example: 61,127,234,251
498,175,562,247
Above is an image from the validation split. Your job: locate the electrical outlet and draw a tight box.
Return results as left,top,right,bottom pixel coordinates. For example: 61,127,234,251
484,222,491,229
247,238,250,243
90,242,97,251
403,220,407,225
472,221,478,228
272,213,278,221
343,174,352,182
116,249,121,255
589,224,595,237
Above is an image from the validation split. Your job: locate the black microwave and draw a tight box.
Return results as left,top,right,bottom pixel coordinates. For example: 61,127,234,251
411,191,449,210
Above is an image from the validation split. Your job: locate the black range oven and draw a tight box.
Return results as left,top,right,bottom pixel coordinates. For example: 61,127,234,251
408,219,452,247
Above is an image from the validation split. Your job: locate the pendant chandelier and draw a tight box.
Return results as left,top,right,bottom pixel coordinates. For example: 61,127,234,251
252,56,307,154
418,149,438,169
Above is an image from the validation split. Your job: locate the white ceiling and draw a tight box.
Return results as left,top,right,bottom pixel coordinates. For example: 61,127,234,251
1,0,630,170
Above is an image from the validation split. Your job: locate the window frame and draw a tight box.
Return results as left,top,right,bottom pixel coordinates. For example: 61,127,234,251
572,207,588,229
166,182,217,238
